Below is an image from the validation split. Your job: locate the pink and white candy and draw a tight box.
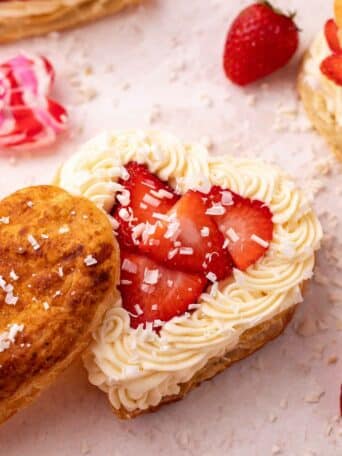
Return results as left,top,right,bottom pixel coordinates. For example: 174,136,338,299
0,53,68,151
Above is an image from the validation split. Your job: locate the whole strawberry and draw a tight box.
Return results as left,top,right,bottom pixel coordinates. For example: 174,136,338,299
223,1,299,86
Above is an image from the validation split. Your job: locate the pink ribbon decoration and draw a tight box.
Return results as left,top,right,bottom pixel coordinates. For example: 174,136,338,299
0,53,68,151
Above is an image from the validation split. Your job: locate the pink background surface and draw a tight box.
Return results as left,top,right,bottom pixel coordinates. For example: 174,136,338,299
0,1,341,455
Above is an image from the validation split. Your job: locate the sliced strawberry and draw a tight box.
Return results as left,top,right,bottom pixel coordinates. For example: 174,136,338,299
324,19,342,53
119,251,207,329
113,162,179,249
140,190,233,280
320,54,342,86
213,194,273,270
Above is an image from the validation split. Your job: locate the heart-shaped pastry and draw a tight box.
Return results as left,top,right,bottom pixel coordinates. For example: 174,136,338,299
298,3,342,162
0,54,67,151
55,131,322,419
0,185,119,424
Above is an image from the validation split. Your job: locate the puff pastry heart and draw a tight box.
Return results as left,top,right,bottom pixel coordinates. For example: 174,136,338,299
0,185,119,424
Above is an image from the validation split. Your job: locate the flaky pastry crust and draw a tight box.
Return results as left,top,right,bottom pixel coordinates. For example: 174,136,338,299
0,185,119,424
0,0,142,44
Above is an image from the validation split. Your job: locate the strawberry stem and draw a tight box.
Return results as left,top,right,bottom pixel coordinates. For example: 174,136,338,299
260,1,300,31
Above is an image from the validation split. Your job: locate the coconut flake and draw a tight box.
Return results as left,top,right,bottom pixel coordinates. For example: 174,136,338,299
206,272,217,282
179,247,194,255
59,225,70,234
251,234,269,248
226,228,239,242
200,226,210,237
164,220,180,239
221,191,233,206
150,189,174,199
168,248,179,260
5,292,18,305
134,304,144,316
0,323,24,353
0,216,10,224
10,270,19,281
143,268,159,285
27,234,40,251
142,193,160,207
117,189,131,206
122,258,137,274
84,255,98,267
205,204,226,216
43,302,50,310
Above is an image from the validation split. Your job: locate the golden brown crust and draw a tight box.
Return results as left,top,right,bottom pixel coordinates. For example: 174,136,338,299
335,0,342,28
0,0,142,44
298,52,342,162
0,185,119,424
113,305,296,419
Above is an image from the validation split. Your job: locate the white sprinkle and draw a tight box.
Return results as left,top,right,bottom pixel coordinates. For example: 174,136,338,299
5,292,18,305
250,234,269,248
59,225,70,234
143,268,159,285
167,279,174,287
134,304,144,316
142,193,160,207
27,234,40,251
117,189,130,206
0,216,10,224
41,234,49,239
221,191,233,206
179,247,194,255
168,248,179,260
151,304,158,311
132,223,146,243
140,203,148,210
188,303,200,310
118,208,130,221
10,270,19,281
0,323,24,353
222,239,229,249
153,319,165,328
226,228,239,243
121,279,132,285
122,258,137,274
43,302,50,310
58,267,64,278
205,205,225,216
150,189,174,199
164,220,180,239
26,201,33,208
152,212,170,221
54,290,62,297
206,272,217,282
84,255,98,267
200,226,209,237
120,167,130,181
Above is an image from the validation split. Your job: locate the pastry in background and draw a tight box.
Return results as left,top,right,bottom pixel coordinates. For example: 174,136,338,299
0,0,142,44
0,185,119,424
55,130,322,419
298,0,342,161
0,54,68,152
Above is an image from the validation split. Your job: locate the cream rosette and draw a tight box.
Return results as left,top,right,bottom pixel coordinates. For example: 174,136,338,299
55,130,322,412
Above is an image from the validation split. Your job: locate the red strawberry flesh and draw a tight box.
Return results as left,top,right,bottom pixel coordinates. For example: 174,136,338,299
320,54,342,86
324,19,342,53
139,190,233,280
119,251,207,329
211,192,273,270
113,162,179,249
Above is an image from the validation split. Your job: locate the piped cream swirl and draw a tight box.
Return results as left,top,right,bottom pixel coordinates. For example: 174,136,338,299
56,130,322,412
303,31,342,126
